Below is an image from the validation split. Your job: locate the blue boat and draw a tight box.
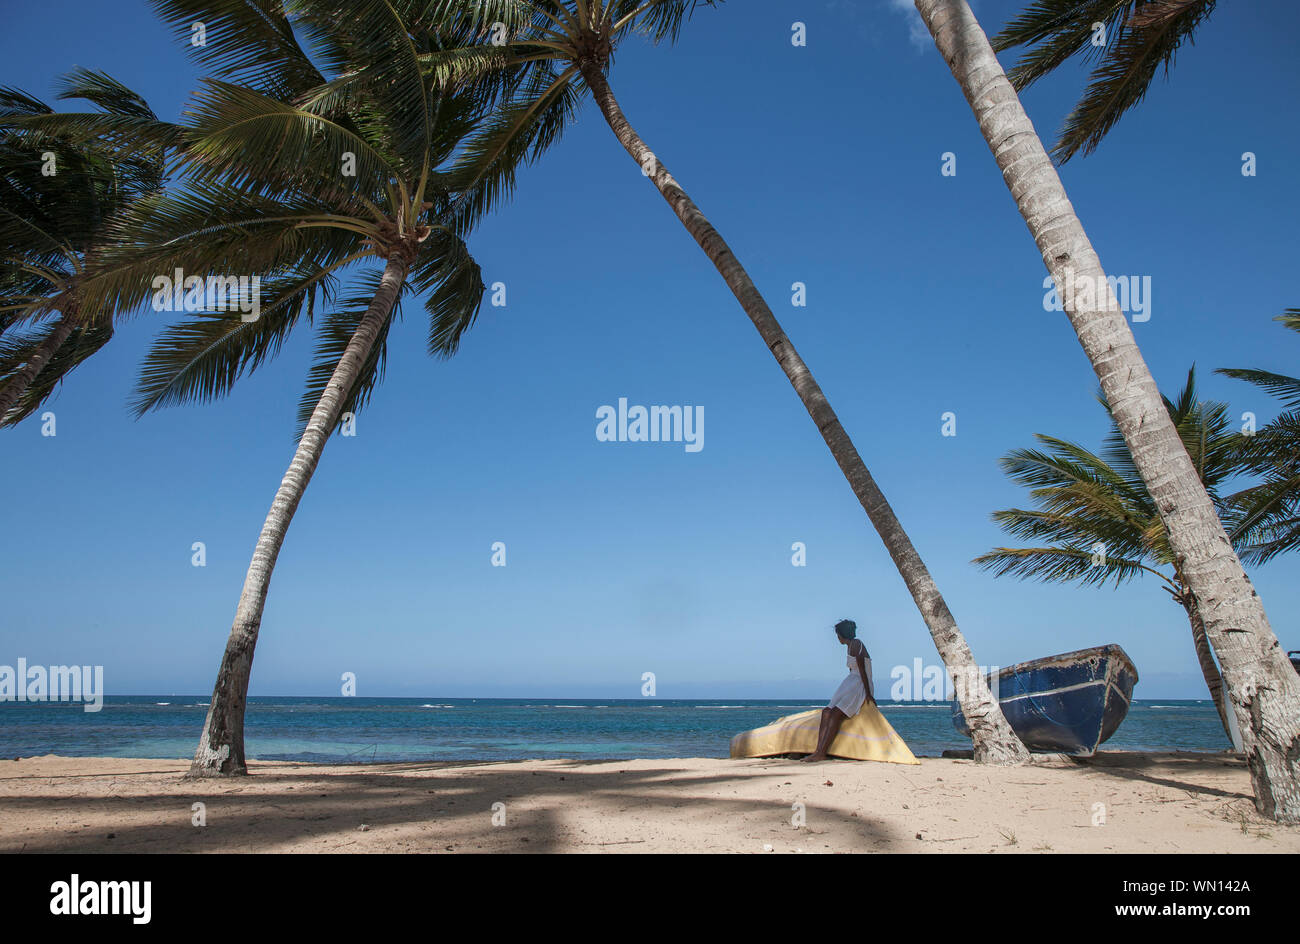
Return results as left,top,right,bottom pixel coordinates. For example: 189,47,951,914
951,644,1139,755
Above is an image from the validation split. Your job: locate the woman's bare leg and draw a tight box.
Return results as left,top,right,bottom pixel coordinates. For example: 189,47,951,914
808,708,832,755
802,707,847,762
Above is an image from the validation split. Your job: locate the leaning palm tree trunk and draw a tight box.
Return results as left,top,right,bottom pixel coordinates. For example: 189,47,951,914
1180,592,1244,751
0,313,75,420
915,0,1300,818
188,259,408,777
577,64,1027,765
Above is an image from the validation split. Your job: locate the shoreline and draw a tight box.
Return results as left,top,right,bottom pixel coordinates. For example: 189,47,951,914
4,746,1241,765
2,751,1296,853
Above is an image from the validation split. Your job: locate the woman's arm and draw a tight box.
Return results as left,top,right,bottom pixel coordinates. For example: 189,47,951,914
854,642,874,704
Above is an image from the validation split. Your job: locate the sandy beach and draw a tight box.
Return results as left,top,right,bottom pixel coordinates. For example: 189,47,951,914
2,752,1295,854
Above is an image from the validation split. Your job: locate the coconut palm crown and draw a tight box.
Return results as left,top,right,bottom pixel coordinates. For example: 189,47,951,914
0,70,174,424
1218,311,1300,565
973,367,1241,743
83,0,502,775
992,0,1219,162
86,2,493,437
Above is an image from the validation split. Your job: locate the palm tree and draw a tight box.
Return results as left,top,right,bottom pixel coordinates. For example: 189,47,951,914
0,71,173,424
1218,312,1300,564
417,0,1028,764
991,0,1218,162
79,2,491,776
914,0,1300,822
975,369,1242,748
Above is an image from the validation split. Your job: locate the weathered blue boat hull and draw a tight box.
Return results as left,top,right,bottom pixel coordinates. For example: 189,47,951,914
951,644,1138,755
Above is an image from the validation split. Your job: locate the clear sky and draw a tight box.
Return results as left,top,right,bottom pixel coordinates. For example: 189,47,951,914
2,1,1297,699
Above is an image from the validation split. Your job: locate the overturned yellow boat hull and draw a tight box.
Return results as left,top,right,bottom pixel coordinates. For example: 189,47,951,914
730,705,921,764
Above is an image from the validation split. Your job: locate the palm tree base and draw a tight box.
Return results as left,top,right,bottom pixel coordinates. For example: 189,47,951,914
973,741,1031,766
184,759,247,779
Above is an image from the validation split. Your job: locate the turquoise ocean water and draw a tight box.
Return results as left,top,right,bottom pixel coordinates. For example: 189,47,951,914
0,697,1230,762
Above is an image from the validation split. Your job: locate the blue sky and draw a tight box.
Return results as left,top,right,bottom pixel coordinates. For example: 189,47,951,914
2,1,1297,699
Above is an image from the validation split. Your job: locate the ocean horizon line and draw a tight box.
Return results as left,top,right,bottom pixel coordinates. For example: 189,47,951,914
15,694,1215,705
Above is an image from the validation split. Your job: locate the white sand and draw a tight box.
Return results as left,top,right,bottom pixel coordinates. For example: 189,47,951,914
1,752,1295,853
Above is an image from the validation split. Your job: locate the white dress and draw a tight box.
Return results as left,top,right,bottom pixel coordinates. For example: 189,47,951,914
828,643,873,716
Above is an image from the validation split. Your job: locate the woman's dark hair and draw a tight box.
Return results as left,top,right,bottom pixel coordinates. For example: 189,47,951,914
834,619,857,640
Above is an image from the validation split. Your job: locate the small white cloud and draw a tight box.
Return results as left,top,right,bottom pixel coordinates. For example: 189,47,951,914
887,0,932,50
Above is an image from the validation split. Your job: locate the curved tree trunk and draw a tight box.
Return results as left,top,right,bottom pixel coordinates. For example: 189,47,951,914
916,0,1300,818
0,314,76,421
188,258,408,777
1179,591,1242,750
578,63,1028,765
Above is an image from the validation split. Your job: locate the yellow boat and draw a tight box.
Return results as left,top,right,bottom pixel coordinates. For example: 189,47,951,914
730,704,920,764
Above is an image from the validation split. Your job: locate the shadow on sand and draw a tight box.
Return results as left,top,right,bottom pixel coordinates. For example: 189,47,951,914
1,758,903,853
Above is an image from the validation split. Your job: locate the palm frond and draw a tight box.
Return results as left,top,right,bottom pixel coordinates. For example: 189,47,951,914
973,545,1161,589
148,0,327,99
978,364,1240,588
993,1,1218,162
438,63,581,234
78,181,372,319
130,264,339,415
1222,408,1300,563
56,68,159,119
1217,368,1300,412
179,79,396,205
0,316,112,426
409,228,485,357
